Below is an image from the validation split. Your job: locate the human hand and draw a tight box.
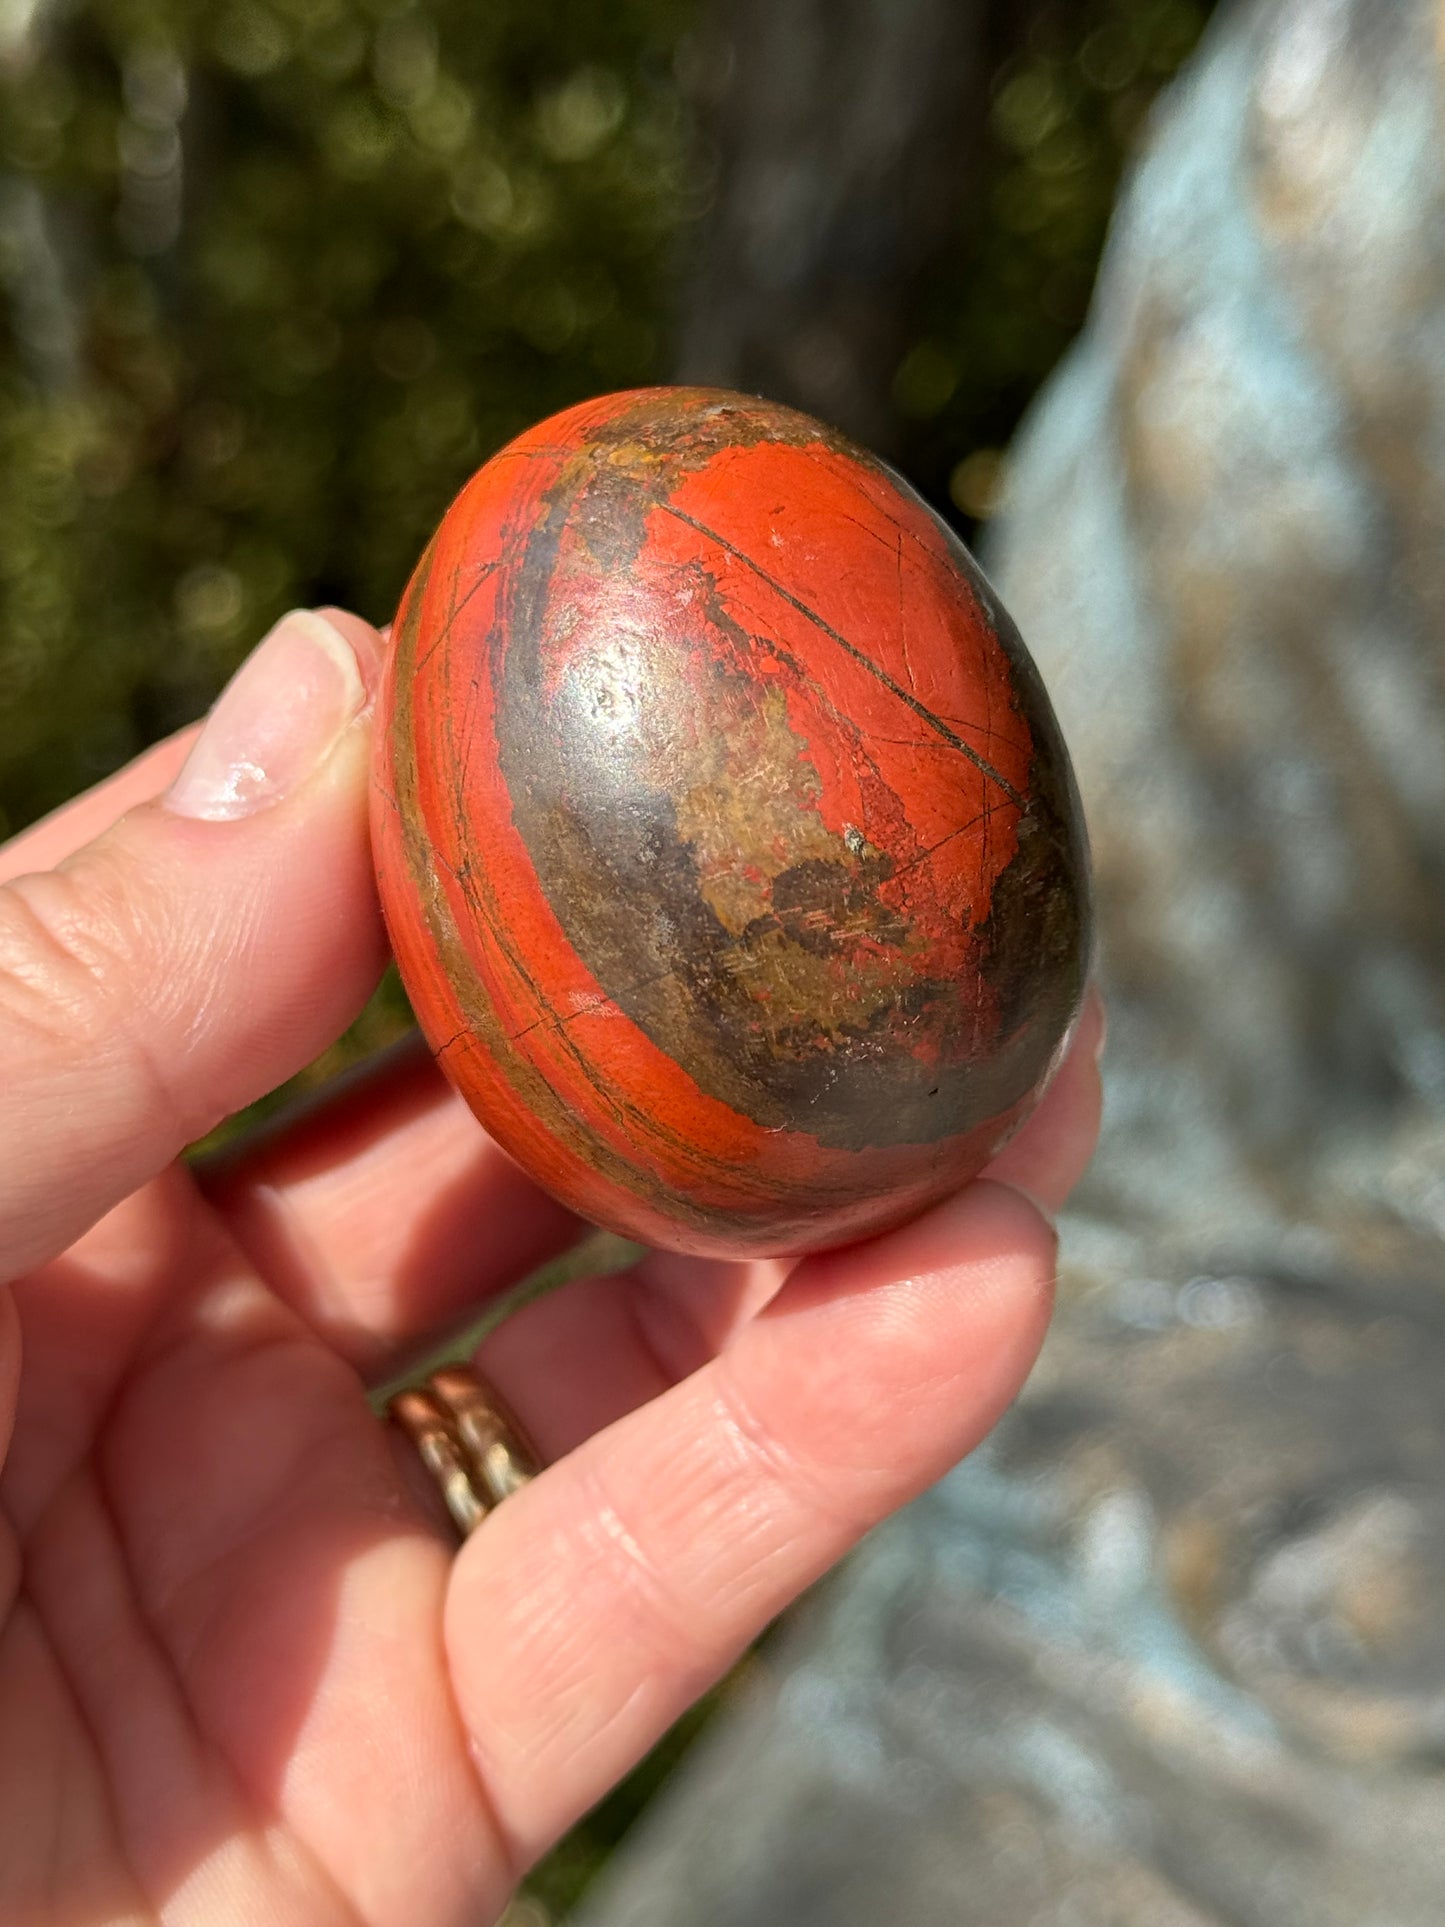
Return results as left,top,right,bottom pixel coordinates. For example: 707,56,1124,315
0,608,1102,1925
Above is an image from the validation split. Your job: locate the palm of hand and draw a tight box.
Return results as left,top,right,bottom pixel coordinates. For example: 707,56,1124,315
0,611,1099,1926
3,1162,507,1923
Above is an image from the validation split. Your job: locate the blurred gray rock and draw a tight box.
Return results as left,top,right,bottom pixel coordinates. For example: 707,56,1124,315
577,1,1445,1920
1002,0,1445,1240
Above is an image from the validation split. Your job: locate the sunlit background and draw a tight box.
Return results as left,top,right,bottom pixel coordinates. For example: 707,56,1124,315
0,1,1213,1916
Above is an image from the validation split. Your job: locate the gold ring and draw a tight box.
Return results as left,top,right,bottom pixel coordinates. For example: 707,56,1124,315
388,1367,540,1537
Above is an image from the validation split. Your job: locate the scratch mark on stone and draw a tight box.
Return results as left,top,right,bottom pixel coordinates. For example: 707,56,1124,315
658,502,1027,810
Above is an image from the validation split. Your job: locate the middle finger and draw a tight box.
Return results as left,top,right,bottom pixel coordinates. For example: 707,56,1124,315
197,1034,583,1372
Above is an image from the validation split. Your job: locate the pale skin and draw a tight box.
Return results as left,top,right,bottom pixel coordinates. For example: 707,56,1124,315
0,607,1103,1926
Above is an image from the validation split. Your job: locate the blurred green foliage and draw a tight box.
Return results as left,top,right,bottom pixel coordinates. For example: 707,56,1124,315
0,0,695,839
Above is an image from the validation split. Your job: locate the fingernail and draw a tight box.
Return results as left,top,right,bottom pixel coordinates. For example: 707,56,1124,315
165,610,369,821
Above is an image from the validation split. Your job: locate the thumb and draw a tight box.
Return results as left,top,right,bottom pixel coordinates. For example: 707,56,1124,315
0,608,391,1284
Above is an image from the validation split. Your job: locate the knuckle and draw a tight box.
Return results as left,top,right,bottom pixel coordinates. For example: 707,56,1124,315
710,1367,852,1519
0,867,130,1049
570,1456,707,1669
0,858,190,1140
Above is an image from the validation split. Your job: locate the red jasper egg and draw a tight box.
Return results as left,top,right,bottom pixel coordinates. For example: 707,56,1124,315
371,387,1090,1258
